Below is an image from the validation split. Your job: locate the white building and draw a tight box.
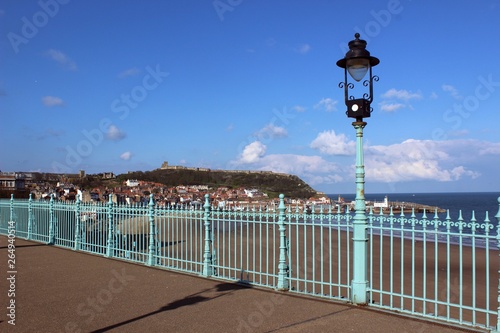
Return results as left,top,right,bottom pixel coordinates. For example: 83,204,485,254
126,179,139,187
373,196,389,209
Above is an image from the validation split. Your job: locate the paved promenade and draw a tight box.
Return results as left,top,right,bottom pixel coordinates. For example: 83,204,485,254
0,236,481,333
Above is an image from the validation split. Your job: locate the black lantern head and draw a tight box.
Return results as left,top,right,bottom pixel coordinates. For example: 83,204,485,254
337,33,379,120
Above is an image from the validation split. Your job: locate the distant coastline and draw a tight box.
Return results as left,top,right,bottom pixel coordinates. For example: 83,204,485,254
328,192,499,222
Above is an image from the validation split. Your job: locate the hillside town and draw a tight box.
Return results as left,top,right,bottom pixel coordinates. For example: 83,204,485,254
0,171,333,210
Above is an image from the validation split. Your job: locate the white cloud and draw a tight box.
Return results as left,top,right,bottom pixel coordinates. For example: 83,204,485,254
479,142,500,155
296,43,311,54
254,124,287,140
231,151,342,185
292,105,306,112
120,151,132,160
442,84,463,100
118,68,141,78
45,49,77,71
106,125,126,141
314,98,337,112
236,141,267,164
231,137,494,192
379,102,405,112
379,89,422,112
366,139,480,182
265,154,340,174
42,96,64,107
310,130,355,155
382,88,422,101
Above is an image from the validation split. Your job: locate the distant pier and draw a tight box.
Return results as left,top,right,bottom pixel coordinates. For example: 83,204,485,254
334,195,446,214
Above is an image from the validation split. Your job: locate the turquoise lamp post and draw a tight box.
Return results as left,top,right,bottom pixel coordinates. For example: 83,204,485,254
337,33,379,305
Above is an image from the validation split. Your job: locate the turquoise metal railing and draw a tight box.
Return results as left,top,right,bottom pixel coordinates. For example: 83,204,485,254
367,205,499,330
0,194,499,332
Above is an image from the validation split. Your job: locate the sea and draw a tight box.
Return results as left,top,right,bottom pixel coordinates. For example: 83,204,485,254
327,192,500,248
328,192,500,223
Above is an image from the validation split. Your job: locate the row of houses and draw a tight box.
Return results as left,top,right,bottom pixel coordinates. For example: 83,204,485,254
1,171,331,209
0,172,28,191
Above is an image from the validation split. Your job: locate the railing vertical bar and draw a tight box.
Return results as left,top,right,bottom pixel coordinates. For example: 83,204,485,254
495,195,500,332
252,211,255,282
377,208,383,306
233,208,236,279
289,207,300,290
254,211,262,284
368,208,372,301
189,208,193,271
105,194,114,258
27,194,33,240
434,211,439,317
484,210,492,331
471,213,477,326
273,208,277,286
328,208,332,297
458,211,464,324
74,196,81,251
225,209,229,279
241,210,245,280
312,208,316,294
9,194,14,226
400,209,405,310
265,209,272,285
422,210,428,317
346,209,351,300
320,210,324,296
48,194,55,245
336,206,341,297
411,209,416,314
167,206,171,266
389,209,394,309
147,194,156,267
446,210,452,321
304,209,307,293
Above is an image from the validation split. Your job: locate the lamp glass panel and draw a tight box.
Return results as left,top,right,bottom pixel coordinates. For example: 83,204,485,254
347,58,370,82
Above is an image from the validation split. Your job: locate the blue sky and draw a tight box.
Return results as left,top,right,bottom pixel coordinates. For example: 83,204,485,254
1,0,500,195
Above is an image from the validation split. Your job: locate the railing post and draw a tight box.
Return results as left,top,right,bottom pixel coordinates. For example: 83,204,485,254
351,121,368,305
106,194,115,257
48,194,55,245
74,195,81,251
495,196,500,332
277,194,289,290
27,194,33,240
9,194,14,224
202,194,213,276
147,194,157,266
